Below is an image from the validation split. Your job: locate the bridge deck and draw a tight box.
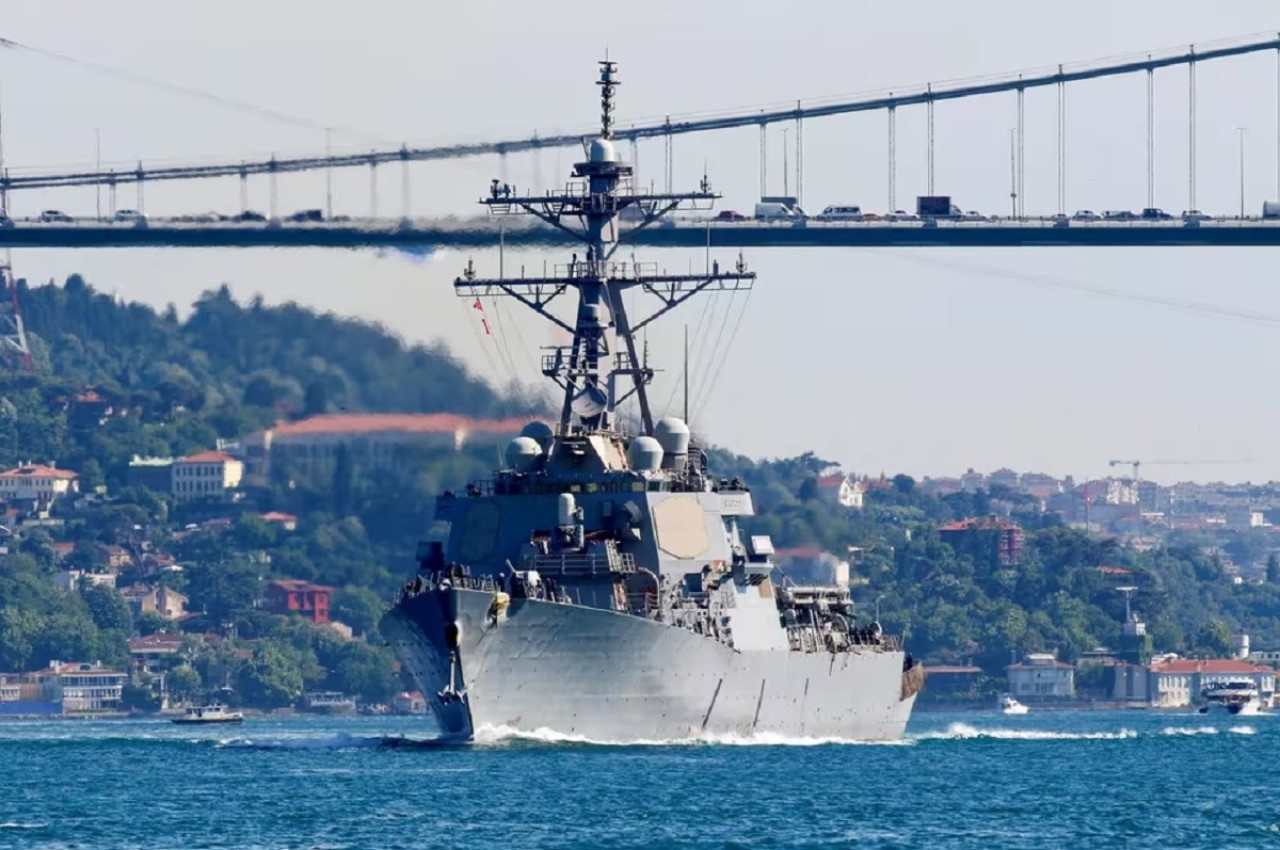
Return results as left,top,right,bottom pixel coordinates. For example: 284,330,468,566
3,220,1279,248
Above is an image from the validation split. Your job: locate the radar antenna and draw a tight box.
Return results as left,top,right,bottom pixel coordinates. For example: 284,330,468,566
456,61,754,436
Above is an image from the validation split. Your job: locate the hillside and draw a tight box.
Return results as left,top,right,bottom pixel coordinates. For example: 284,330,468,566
3,274,518,483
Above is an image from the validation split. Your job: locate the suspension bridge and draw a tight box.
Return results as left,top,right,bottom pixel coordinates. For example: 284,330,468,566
1,32,1280,247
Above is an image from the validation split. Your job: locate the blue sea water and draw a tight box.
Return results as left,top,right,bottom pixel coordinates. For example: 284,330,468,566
1,710,1275,849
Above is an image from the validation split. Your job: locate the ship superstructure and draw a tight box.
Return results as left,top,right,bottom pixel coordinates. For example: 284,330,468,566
381,61,924,742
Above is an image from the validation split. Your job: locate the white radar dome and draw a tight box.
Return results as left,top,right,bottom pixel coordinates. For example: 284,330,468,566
504,436,543,471
627,436,664,472
589,138,619,163
519,420,555,452
653,417,691,459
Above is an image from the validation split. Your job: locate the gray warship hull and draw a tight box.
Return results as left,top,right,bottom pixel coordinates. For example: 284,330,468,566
382,586,919,742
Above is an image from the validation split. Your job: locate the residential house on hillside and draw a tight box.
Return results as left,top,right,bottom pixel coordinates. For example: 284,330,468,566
127,456,174,491
0,463,79,505
939,516,1024,566
127,633,186,675
121,584,188,621
239,412,527,485
55,570,117,591
988,468,1020,490
171,451,243,503
260,511,298,532
814,472,865,509
265,579,335,624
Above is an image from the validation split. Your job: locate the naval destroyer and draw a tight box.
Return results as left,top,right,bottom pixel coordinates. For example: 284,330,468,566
381,61,924,742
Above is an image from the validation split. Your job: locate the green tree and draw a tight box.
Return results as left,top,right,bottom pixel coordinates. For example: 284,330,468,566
329,641,398,703
1268,553,1280,584
332,587,386,637
80,585,133,633
238,642,304,708
1194,619,1235,658
167,664,204,703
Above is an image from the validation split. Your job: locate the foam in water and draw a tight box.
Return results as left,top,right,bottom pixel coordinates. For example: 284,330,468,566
916,723,1138,741
471,723,911,747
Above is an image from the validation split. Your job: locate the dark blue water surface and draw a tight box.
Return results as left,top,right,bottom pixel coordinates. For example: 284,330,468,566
2,710,1277,849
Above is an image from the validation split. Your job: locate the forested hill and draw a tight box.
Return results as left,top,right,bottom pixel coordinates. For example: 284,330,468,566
17,274,507,422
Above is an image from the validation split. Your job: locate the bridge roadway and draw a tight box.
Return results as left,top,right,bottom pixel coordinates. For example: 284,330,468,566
2,218,1280,249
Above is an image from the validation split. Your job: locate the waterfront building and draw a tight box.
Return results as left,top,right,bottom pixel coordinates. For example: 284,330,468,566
1005,653,1075,699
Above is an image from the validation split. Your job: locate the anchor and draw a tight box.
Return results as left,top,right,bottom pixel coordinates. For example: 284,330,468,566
437,648,468,704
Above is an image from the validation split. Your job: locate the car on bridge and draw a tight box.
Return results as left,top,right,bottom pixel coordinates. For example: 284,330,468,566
0,213,13,229
1141,207,1173,221
813,205,864,222
1071,210,1100,222
1103,210,1138,221
715,210,747,222
288,209,325,223
39,209,73,223
886,210,919,222
114,209,148,225
1181,209,1211,222
234,210,267,222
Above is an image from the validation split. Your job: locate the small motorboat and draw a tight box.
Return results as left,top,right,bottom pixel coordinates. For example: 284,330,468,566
1000,695,1029,715
171,703,244,725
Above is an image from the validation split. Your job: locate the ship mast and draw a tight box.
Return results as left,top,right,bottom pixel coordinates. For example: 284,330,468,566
455,60,754,437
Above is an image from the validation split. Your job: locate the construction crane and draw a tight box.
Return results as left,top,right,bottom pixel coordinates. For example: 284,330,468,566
1108,458,1247,481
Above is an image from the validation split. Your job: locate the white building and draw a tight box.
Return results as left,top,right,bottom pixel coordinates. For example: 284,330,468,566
0,463,79,504
1005,653,1075,699
55,570,117,591
815,472,865,509
171,450,244,502
1147,659,1276,708
42,661,126,712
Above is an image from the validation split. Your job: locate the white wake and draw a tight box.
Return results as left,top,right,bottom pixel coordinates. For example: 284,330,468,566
471,723,911,747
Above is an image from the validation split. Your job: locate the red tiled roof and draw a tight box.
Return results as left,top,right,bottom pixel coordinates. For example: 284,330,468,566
268,413,528,437
269,579,335,593
0,464,78,480
128,634,185,651
177,450,237,464
940,516,1021,532
815,474,846,487
925,665,983,674
1098,566,1133,576
260,511,298,524
1150,659,1272,674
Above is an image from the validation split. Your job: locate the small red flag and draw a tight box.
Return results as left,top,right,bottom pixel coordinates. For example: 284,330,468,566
472,298,484,311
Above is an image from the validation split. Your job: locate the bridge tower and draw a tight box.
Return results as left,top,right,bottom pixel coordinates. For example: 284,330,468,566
0,257,32,371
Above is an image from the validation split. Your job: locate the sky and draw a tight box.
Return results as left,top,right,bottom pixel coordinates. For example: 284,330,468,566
2,1,1280,484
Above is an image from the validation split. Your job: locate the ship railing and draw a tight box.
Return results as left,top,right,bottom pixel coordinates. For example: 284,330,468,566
785,625,900,654
533,550,637,577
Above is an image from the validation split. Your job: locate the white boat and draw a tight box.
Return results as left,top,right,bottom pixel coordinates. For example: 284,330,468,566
1198,680,1262,716
1000,695,1029,715
170,703,244,725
